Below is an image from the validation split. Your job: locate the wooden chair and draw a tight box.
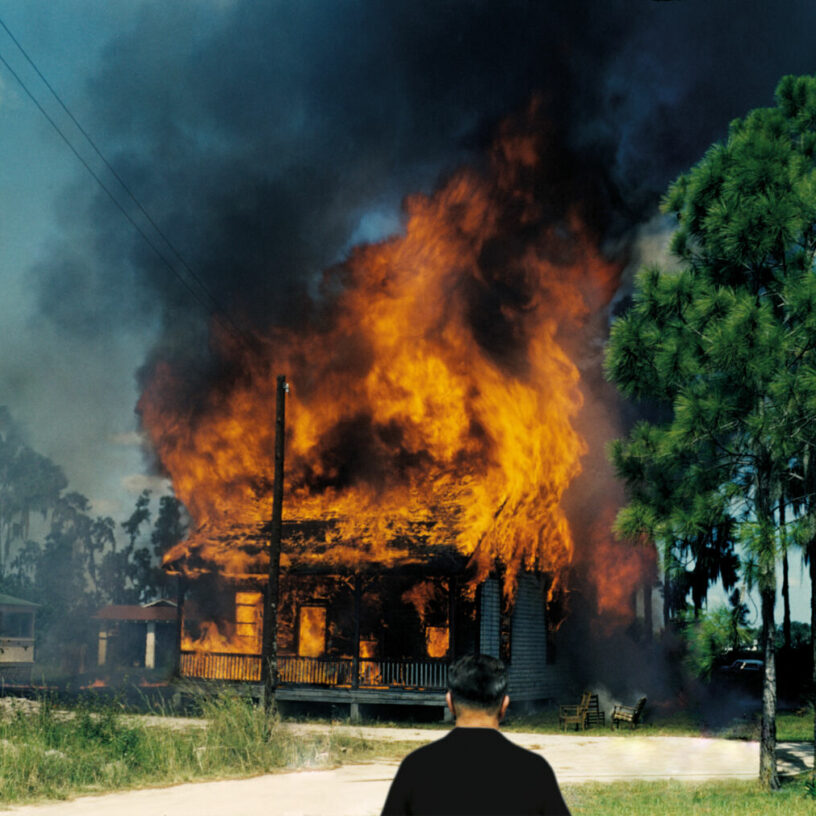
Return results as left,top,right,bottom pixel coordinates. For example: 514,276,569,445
585,693,605,727
610,696,647,729
558,691,591,731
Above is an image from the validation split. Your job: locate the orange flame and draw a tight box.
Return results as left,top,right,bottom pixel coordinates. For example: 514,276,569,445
297,605,327,657
140,103,620,609
181,591,263,654
425,626,450,659
359,639,377,659
588,508,657,632
401,580,443,626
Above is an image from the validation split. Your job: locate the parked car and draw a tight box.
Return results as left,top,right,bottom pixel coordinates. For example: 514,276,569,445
724,658,764,673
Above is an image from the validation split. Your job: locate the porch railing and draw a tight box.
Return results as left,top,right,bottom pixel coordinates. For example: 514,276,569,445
278,656,353,685
181,652,447,689
358,659,448,689
180,651,262,682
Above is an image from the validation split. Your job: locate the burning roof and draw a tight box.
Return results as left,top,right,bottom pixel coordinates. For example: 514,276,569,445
143,103,621,600
164,519,471,579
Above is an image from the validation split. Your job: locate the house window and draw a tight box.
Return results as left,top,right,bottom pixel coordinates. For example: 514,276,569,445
298,606,327,657
359,638,378,659
0,612,33,639
234,592,263,653
425,626,449,658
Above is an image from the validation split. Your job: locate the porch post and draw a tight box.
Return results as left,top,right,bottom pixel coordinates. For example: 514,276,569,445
352,574,362,689
145,621,156,669
175,576,184,675
448,576,456,660
97,624,108,667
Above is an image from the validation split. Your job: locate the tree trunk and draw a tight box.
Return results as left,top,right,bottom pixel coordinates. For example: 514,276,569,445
760,578,780,790
780,500,791,651
781,551,791,650
810,538,816,774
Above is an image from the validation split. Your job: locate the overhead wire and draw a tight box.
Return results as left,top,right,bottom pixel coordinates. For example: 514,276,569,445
0,16,257,355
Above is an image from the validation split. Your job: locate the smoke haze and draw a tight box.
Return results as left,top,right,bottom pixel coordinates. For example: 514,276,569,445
3,1,816,629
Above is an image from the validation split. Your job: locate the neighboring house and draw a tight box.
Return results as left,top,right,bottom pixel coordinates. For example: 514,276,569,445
93,600,178,671
0,593,38,667
168,526,566,719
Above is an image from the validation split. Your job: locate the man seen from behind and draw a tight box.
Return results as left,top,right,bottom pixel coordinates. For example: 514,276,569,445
381,654,571,815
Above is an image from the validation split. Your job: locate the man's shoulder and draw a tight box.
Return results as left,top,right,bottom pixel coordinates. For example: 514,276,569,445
494,732,557,768
400,728,552,767
394,731,456,765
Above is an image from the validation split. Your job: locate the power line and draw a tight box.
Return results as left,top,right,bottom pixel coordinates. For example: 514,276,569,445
0,18,256,354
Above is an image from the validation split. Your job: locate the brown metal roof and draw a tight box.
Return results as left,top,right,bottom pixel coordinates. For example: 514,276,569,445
0,593,39,608
93,604,177,622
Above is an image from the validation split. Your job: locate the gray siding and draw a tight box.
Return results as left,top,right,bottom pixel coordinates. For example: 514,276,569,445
479,573,567,702
478,578,501,658
508,574,566,702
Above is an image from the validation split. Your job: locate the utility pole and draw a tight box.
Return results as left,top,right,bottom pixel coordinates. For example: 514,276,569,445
262,374,288,712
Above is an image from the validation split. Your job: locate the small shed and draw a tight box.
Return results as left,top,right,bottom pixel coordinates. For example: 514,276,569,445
0,593,38,665
93,600,178,670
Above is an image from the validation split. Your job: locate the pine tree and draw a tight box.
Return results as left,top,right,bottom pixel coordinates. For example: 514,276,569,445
606,74,816,789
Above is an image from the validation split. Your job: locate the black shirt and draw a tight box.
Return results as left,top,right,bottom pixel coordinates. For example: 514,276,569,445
380,727,571,816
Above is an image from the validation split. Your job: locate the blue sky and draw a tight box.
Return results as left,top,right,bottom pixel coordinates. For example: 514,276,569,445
0,1,163,520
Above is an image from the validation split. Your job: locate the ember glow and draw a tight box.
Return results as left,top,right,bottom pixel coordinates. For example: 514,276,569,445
298,606,327,657
425,626,450,659
140,104,620,603
181,591,262,655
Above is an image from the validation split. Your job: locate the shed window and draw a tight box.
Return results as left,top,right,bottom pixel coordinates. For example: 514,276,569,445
0,612,33,638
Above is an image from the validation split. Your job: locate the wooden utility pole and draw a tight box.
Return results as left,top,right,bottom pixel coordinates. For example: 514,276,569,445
351,574,362,690
174,575,185,677
262,374,288,712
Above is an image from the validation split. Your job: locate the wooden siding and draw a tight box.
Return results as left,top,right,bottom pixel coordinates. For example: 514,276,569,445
0,638,35,664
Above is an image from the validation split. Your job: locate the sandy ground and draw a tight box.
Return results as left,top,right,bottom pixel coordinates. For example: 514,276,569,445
2,724,813,816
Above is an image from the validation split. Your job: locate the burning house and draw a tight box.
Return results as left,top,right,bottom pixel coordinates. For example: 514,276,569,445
142,108,628,716
166,520,565,717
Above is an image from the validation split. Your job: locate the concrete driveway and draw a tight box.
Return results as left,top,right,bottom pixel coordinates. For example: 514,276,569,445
3,728,813,816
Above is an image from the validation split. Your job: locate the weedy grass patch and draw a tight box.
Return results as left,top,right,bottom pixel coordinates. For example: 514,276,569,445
716,707,814,742
0,692,395,805
562,777,816,815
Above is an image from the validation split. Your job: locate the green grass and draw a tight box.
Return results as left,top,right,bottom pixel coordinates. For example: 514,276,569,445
0,693,402,805
562,778,816,815
2,695,813,807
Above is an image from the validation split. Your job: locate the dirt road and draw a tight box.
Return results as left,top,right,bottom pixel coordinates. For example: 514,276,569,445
3,727,812,816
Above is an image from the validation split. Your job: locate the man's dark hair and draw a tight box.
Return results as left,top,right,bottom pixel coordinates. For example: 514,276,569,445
447,654,507,712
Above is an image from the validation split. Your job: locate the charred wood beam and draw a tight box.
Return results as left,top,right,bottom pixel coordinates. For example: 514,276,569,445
448,575,456,660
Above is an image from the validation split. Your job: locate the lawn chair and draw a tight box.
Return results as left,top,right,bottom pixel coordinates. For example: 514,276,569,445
610,696,647,729
558,691,591,731
585,693,605,727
